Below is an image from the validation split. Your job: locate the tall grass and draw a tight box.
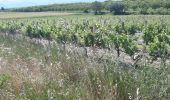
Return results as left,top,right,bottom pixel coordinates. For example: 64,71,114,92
0,34,169,99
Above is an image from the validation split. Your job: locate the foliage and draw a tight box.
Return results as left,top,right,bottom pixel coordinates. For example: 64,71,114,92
8,0,170,15
91,1,103,15
109,1,125,15
11,3,91,12
0,74,10,89
148,33,170,63
1,7,5,11
1,15,170,63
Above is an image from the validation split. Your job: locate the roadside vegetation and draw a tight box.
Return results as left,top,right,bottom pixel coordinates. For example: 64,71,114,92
0,0,170,99
0,14,169,99
0,32,169,100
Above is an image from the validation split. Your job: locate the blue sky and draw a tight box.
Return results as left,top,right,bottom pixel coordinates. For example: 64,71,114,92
0,0,105,8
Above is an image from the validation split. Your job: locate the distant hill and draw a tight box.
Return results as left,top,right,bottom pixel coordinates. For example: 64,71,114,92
7,0,170,15
10,3,92,12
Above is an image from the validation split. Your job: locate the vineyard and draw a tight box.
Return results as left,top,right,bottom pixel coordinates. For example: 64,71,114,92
1,15,170,65
0,14,170,99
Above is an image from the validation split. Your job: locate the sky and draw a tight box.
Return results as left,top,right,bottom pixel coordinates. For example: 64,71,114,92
0,0,105,8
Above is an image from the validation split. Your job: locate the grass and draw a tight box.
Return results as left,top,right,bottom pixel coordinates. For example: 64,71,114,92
0,13,169,99
0,12,77,19
0,34,169,99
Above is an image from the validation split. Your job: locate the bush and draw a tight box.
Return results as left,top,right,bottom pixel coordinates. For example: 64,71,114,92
0,74,10,89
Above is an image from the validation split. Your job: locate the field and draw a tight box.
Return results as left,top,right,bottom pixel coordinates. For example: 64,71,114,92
0,12,76,19
0,12,170,99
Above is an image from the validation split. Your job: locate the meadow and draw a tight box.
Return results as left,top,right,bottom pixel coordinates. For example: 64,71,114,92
0,12,169,99
0,12,76,19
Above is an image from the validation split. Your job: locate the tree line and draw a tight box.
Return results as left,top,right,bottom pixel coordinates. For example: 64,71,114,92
4,0,170,15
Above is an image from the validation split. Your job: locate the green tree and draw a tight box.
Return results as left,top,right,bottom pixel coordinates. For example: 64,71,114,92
109,1,125,15
92,1,103,15
1,7,5,11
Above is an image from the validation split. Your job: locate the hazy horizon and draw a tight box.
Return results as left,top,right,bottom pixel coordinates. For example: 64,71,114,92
0,0,105,8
